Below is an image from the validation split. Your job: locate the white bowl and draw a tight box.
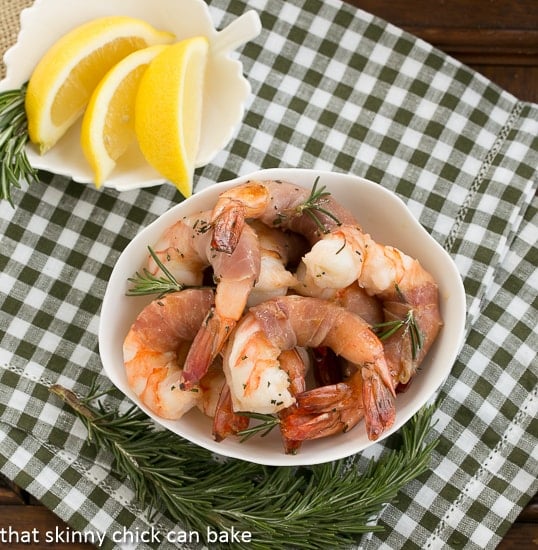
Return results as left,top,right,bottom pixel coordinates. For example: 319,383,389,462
99,168,467,466
0,0,260,191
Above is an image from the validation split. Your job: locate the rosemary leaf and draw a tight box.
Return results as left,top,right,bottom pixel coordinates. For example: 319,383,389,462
295,177,341,234
372,309,424,360
50,382,438,550
272,177,342,233
126,246,215,297
236,412,280,441
372,319,406,341
126,267,185,297
0,83,38,206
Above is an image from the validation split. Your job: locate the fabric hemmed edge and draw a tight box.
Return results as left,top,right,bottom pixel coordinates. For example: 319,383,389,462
422,384,538,549
443,100,525,254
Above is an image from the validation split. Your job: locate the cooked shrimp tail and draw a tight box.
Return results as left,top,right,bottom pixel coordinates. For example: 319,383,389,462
361,363,396,440
181,309,236,390
296,382,352,413
212,384,250,442
195,360,226,417
280,373,364,442
280,409,355,442
211,182,270,253
211,203,246,254
276,348,308,454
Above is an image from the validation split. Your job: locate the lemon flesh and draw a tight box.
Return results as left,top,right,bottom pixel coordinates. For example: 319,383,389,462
135,36,209,198
25,16,174,153
81,45,169,187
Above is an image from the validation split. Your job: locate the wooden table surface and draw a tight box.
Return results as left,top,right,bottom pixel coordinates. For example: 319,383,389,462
1,1,536,548
352,0,538,104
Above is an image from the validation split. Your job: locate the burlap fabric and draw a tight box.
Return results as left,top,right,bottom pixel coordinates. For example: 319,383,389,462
0,0,33,79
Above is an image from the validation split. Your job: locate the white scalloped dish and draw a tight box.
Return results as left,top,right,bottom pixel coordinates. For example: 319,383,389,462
99,168,467,466
0,0,260,191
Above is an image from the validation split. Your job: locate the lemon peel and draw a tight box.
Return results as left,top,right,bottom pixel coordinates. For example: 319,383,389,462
81,45,169,188
25,16,174,154
135,36,209,197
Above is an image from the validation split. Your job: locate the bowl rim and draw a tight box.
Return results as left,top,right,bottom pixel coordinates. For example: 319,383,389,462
99,167,467,466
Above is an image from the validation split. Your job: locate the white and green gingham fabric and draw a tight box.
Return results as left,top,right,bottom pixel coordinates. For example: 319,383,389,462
1,0,536,548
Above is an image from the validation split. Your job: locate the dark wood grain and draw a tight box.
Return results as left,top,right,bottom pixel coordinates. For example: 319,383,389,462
351,0,538,102
0,506,94,549
0,476,93,549
497,498,538,549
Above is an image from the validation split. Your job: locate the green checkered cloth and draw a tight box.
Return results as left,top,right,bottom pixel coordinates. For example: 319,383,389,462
1,0,537,548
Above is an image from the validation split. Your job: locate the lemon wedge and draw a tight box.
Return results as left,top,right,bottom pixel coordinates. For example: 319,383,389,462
135,36,209,197
80,45,169,188
25,16,174,154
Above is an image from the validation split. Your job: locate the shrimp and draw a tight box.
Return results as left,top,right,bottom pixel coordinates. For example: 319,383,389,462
212,384,251,442
300,224,442,385
281,353,394,445
247,220,305,307
294,281,383,391
146,210,261,388
210,179,441,385
223,314,296,414
196,360,227,418
302,224,442,386
300,226,442,388
210,179,357,254
379,259,442,387
295,278,384,326
123,289,215,420
279,368,365,443
223,295,396,441
276,348,309,454
182,358,250,441
209,348,308,449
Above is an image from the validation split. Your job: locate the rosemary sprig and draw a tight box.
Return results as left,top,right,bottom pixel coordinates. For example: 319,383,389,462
0,83,38,206
373,309,424,360
126,246,214,297
236,412,280,441
50,381,438,550
274,178,342,234
296,177,342,233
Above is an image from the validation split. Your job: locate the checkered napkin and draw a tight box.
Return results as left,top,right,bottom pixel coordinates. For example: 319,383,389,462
1,0,536,548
